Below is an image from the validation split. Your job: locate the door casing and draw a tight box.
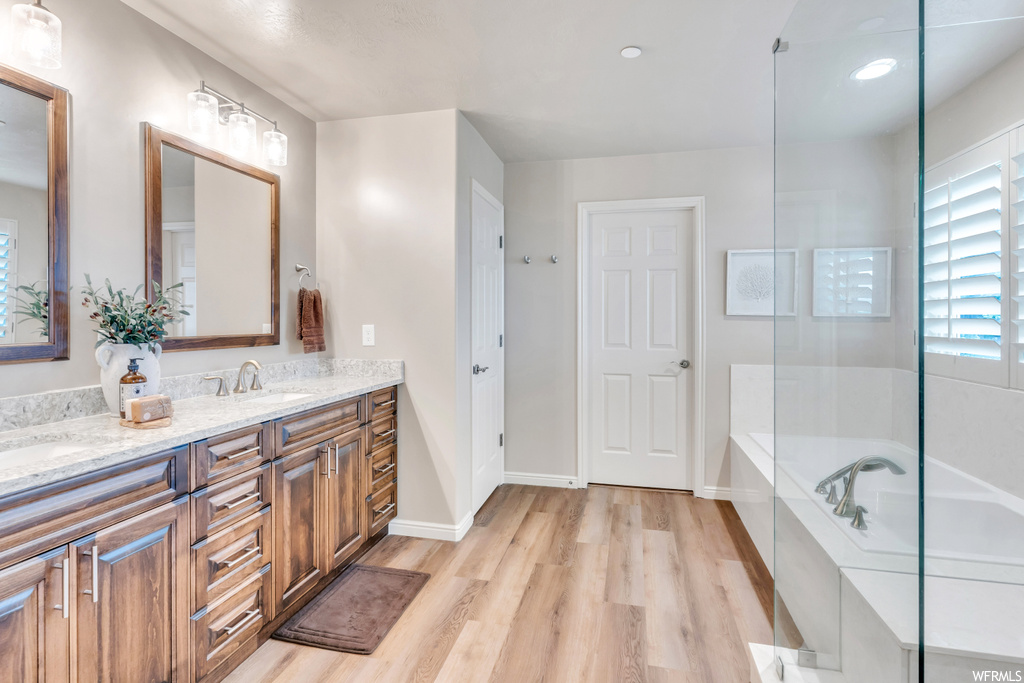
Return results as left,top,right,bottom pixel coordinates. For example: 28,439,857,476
576,197,707,496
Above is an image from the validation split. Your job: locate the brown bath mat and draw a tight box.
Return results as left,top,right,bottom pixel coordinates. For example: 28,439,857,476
272,565,429,654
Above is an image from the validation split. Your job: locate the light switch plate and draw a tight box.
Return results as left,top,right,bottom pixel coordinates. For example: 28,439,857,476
362,324,375,346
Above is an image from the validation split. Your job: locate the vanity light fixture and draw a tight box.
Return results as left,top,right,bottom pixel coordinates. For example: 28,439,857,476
11,1,62,69
186,81,288,166
228,107,257,156
851,58,897,81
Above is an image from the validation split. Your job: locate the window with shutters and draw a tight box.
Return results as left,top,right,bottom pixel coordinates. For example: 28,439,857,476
1012,127,1024,390
923,134,1010,386
0,220,16,343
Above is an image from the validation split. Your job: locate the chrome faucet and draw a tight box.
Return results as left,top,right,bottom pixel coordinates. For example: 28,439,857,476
233,360,263,394
832,456,906,523
816,459,892,505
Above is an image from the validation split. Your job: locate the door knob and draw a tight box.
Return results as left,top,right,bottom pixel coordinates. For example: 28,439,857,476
473,364,490,375
671,360,691,369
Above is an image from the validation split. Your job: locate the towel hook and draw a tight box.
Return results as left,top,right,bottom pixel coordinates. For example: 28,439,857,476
295,263,312,288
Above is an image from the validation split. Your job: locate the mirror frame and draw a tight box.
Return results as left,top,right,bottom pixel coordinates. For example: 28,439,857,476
0,64,69,365
144,123,280,352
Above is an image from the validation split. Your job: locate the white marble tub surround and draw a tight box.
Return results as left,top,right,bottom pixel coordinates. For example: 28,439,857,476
0,360,404,498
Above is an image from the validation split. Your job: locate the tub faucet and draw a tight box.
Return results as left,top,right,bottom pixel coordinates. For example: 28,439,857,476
832,456,906,519
816,459,891,504
233,360,263,394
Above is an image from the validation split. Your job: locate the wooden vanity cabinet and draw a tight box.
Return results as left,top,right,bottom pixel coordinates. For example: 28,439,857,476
322,428,365,572
0,547,70,683
72,497,190,683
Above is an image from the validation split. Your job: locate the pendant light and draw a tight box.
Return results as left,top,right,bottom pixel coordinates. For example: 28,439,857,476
227,106,256,156
187,89,219,138
263,125,288,166
11,1,62,69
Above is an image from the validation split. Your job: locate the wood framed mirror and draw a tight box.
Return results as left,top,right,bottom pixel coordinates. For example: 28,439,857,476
144,124,280,351
0,64,69,364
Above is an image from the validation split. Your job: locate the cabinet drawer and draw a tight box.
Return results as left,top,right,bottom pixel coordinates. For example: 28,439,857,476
275,397,363,455
368,483,397,537
367,386,397,421
192,507,270,614
192,464,271,543
192,423,270,490
366,413,397,453
0,446,187,570
192,564,269,682
367,445,397,496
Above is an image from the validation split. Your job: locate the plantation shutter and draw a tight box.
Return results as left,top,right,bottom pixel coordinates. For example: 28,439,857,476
1013,131,1024,387
923,139,1006,369
0,220,15,342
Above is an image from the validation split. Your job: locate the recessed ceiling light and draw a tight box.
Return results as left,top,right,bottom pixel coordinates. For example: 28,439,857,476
852,58,897,80
620,46,642,59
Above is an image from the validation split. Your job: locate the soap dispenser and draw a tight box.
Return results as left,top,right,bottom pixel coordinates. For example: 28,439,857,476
119,357,148,419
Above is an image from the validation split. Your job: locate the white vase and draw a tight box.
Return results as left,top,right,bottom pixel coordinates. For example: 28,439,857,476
95,342,162,415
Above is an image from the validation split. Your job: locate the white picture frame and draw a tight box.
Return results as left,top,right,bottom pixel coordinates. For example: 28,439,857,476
812,247,892,317
726,249,798,317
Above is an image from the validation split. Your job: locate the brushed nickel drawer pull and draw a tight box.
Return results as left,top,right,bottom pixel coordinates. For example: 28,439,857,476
219,492,260,510
81,546,98,603
224,446,260,461
376,399,395,409
221,609,260,636
53,561,68,618
376,429,396,439
219,545,260,569
373,462,395,476
373,502,396,518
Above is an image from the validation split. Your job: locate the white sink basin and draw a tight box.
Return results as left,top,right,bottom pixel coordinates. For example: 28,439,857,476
243,392,313,405
0,441,91,468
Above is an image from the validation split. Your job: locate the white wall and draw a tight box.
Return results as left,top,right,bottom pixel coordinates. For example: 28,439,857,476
0,0,318,398
503,146,774,492
316,109,456,528
0,181,48,344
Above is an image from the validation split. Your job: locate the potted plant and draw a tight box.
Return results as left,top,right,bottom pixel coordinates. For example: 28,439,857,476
81,274,189,415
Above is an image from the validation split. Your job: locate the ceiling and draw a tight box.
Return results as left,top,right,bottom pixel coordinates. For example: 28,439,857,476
0,86,48,191
121,0,799,162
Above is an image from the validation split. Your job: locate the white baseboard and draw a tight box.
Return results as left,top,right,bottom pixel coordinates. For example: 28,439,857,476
503,471,579,488
389,511,474,542
701,485,732,501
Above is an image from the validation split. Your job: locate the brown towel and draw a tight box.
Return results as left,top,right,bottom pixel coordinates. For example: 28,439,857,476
297,287,326,353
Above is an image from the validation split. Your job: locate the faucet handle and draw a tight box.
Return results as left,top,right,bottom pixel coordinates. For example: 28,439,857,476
250,371,263,391
851,506,869,530
203,376,228,397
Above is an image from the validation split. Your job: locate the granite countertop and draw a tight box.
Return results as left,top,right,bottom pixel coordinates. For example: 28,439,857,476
0,367,403,498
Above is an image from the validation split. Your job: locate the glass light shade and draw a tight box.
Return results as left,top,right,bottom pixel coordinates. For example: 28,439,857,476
12,3,62,69
187,90,219,137
263,129,288,166
227,111,256,156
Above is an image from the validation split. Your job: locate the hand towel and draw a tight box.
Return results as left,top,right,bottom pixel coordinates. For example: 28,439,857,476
298,287,326,353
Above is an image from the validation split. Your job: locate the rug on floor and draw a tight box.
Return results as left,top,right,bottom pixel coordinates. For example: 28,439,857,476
272,564,430,655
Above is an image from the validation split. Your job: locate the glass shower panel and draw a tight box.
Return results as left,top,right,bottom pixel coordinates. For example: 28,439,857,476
922,6,1024,681
773,1,921,679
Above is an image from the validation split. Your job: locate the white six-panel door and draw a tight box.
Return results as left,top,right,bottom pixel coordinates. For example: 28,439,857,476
471,181,505,512
587,207,694,489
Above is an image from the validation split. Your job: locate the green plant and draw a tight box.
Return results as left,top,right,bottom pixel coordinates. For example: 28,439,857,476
81,274,189,351
13,281,49,335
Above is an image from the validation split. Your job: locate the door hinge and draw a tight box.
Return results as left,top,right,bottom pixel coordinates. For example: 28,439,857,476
499,433,503,447
499,334,503,347
499,235,503,248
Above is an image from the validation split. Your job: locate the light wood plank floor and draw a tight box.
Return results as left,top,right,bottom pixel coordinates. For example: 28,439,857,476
224,485,774,683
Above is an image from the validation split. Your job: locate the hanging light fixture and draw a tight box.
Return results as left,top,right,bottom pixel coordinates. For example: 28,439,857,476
227,106,256,156
11,1,62,69
187,86,219,138
263,125,288,166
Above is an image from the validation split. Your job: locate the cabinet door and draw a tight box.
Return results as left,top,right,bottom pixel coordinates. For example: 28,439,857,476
73,498,189,683
323,430,365,571
0,547,70,683
272,443,327,613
